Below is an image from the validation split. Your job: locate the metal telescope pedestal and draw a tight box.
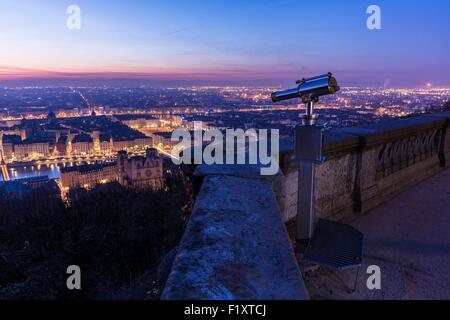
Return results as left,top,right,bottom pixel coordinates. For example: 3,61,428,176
295,100,323,244
294,99,364,288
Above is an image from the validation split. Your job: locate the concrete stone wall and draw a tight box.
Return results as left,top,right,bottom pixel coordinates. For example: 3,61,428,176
278,112,450,224
162,175,308,300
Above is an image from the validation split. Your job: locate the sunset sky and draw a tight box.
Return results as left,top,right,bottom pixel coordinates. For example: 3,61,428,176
1,0,449,86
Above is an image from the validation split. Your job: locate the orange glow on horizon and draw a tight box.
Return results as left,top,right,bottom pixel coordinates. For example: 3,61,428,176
0,64,317,82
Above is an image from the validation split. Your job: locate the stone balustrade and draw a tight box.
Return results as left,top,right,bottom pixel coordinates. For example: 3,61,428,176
277,111,450,225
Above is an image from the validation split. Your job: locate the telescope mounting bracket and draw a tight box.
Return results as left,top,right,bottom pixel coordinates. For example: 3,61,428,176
299,96,320,126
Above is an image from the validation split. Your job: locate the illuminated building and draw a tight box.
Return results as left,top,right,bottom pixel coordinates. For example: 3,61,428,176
114,114,161,129
56,136,69,156
117,148,164,190
71,133,94,156
1,143,15,161
60,162,119,191
1,152,10,182
0,127,27,140
60,148,164,192
149,131,178,151
14,141,51,160
99,134,113,154
112,137,152,152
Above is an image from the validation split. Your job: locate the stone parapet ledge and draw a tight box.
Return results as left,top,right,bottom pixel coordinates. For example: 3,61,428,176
161,174,309,300
337,115,446,147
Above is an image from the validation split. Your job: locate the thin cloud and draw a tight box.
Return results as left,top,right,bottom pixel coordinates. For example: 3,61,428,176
163,26,195,37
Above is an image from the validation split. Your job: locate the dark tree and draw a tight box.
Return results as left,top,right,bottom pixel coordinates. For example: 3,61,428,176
0,171,191,300
444,99,450,111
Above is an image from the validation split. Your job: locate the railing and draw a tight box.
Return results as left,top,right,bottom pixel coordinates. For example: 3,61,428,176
162,111,450,300
375,122,446,178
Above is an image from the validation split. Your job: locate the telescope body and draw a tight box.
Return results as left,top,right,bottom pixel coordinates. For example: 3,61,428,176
271,73,340,103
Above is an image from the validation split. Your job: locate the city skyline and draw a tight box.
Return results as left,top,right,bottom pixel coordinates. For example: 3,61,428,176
1,0,450,87
1,1,450,303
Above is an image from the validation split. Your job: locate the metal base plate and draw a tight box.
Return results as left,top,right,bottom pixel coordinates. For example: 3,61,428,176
303,219,364,270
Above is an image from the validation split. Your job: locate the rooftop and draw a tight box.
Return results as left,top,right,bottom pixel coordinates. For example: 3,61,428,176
72,133,93,144
60,162,116,174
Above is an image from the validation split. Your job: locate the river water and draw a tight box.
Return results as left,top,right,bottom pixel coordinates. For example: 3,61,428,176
0,164,61,182
0,162,95,182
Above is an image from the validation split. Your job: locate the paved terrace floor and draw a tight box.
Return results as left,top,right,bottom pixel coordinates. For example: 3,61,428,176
353,168,450,299
304,169,450,299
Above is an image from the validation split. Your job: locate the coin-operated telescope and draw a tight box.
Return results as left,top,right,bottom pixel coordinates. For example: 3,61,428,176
271,73,340,103
272,73,338,240
272,73,364,279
